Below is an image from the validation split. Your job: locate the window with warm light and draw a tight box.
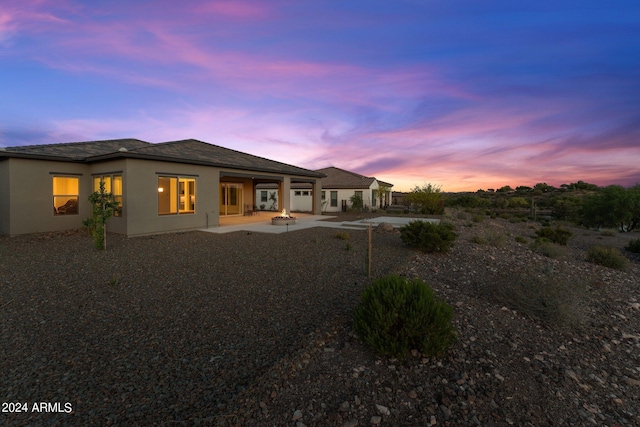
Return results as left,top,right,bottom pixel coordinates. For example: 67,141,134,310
93,174,123,216
158,176,195,215
53,176,79,215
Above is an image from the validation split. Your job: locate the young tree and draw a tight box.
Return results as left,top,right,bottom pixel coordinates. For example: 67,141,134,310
374,184,392,208
87,182,120,249
581,184,640,231
406,183,445,214
268,191,277,211
349,193,364,211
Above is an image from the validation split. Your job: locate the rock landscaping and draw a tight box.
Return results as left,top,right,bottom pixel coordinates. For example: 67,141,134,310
1,210,639,426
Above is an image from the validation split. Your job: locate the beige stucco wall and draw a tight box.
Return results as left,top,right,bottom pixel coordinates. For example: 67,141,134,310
0,160,10,234
124,158,220,237
1,156,323,236
2,158,92,235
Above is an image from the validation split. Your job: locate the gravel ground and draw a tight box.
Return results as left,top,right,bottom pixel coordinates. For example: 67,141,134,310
1,225,407,426
2,212,640,426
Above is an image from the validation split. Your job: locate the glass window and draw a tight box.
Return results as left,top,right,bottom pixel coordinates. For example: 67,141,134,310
53,177,79,216
294,191,301,196
158,176,195,215
94,174,122,217
330,191,338,207
321,191,326,201
113,175,123,216
302,191,309,196
260,191,268,202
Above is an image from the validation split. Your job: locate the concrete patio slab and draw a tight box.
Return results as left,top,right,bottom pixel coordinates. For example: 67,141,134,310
340,216,439,228
200,214,439,234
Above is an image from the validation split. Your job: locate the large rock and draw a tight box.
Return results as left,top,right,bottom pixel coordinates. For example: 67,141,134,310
375,222,396,233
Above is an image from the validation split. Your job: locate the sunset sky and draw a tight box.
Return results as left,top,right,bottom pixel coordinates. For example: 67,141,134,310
1,1,639,192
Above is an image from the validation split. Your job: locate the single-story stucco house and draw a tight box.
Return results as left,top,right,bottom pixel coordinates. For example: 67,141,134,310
0,138,324,236
256,166,393,213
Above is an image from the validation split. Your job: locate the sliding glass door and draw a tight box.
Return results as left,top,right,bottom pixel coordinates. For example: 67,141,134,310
220,183,243,216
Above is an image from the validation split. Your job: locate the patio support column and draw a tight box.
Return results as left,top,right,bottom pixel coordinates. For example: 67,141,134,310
279,177,291,214
311,179,322,215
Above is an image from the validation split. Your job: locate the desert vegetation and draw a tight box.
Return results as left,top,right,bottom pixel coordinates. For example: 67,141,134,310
399,220,457,253
353,275,456,358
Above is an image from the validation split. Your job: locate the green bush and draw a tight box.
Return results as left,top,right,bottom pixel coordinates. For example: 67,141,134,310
335,231,350,240
471,235,487,245
353,275,456,358
587,246,629,270
471,232,505,247
472,214,485,223
531,240,566,259
399,221,457,253
488,270,586,329
626,238,640,254
515,236,528,244
535,226,573,245
406,183,445,214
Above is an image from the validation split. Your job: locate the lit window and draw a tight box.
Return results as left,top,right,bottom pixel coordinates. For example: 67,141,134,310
158,176,195,215
53,177,79,216
93,174,123,217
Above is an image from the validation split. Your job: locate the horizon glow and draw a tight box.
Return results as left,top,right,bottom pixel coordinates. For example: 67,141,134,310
1,0,639,192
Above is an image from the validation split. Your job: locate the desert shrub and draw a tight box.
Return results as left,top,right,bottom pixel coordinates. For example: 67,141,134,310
399,221,457,253
488,270,586,329
353,275,456,358
586,246,629,270
473,232,505,247
472,214,484,223
406,183,445,215
471,235,487,245
335,231,350,240
535,226,573,245
486,232,506,247
531,240,566,259
455,210,471,220
600,229,617,237
514,236,527,244
626,238,640,254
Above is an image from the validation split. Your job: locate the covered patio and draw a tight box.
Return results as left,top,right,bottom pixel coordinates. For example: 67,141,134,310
217,211,313,226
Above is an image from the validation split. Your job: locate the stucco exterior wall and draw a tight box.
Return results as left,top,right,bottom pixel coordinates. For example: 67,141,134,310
2,158,92,235
0,160,9,234
321,188,375,212
1,156,323,236
124,158,220,236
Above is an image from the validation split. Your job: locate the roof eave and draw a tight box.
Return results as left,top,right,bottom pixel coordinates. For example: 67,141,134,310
86,152,325,178
0,152,82,162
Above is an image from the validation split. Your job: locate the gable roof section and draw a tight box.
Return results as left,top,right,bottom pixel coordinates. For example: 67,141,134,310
0,139,151,161
116,139,323,177
316,166,377,189
0,138,323,178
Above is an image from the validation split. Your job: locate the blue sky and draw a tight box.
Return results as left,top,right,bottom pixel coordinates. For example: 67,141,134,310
1,0,639,191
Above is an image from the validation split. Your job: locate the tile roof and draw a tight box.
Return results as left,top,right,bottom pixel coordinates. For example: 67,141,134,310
0,138,323,178
0,139,151,160
256,166,394,189
316,166,383,189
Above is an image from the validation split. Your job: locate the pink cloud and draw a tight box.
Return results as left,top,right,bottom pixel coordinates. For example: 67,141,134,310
192,1,271,20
